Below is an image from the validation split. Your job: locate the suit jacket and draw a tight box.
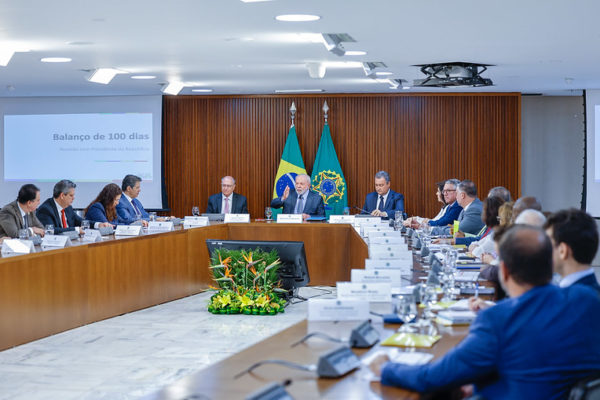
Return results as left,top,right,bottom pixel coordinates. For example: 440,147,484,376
455,198,485,235
116,195,150,225
85,202,118,225
381,284,600,399
0,200,43,238
270,190,325,217
362,190,405,220
37,198,83,234
206,193,248,214
455,226,492,246
428,201,463,227
573,273,600,293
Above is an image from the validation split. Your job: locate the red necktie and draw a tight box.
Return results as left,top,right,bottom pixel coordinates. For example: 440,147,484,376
61,209,68,228
224,198,230,214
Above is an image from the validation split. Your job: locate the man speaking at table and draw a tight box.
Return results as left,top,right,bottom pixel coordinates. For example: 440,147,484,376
362,171,404,219
117,174,149,226
37,179,83,234
206,176,248,214
0,184,45,238
270,174,324,220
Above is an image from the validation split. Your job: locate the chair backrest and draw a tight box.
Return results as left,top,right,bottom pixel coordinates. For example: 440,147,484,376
569,372,600,400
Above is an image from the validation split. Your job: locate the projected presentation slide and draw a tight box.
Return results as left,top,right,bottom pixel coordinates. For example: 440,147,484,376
596,105,600,182
4,113,153,181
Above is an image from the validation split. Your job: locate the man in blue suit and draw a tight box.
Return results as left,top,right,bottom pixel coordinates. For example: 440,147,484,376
37,179,83,234
545,208,600,293
362,171,404,220
206,176,248,214
270,174,324,219
370,225,600,399
116,175,149,226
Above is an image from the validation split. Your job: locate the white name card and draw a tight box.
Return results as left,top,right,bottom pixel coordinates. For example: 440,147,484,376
365,258,413,272
114,225,142,236
277,214,303,224
307,298,370,321
351,269,402,288
336,282,392,302
148,221,174,233
368,230,402,238
369,249,413,260
41,234,72,250
354,216,382,226
224,213,250,223
329,215,356,224
369,236,404,245
183,216,209,228
1,239,35,257
82,229,102,242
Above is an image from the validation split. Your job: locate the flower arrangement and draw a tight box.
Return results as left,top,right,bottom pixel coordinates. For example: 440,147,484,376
207,248,287,315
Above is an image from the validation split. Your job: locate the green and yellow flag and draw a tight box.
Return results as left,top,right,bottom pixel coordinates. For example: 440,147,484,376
311,123,347,217
271,125,307,216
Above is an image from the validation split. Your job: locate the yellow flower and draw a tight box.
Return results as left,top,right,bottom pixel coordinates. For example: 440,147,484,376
239,295,254,307
217,294,231,307
255,294,269,308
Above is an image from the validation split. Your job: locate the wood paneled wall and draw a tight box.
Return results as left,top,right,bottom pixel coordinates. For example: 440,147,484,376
163,93,520,219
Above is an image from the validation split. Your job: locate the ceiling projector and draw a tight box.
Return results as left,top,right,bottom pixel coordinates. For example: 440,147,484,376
413,62,494,87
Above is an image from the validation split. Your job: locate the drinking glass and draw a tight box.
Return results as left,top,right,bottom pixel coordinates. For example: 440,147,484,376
265,207,273,220
343,207,350,216
394,294,417,332
192,206,200,216
149,212,157,222
18,229,29,240
44,224,54,236
81,220,91,230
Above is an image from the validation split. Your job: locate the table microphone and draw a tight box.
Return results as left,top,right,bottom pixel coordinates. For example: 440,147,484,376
291,320,379,348
353,206,370,214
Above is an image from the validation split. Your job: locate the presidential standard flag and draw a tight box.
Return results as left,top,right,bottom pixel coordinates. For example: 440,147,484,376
311,123,347,217
271,125,307,216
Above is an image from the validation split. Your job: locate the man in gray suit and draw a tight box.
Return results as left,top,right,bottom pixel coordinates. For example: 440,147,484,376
454,180,485,235
0,184,45,238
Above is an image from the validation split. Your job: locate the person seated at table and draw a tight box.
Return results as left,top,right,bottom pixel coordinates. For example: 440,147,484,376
370,224,600,399
270,174,324,219
37,179,84,235
405,179,462,228
206,176,248,214
117,174,149,226
454,195,505,247
362,170,404,219
84,183,122,226
511,195,542,223
487,186,512,202
0,184,45,238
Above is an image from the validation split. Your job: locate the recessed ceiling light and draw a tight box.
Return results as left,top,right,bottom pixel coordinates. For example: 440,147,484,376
402,86,411,90
162,82,185,95
192,89,213,93
67,41,94,46
375,71,393,76
0,50,15,66
344,51,367,56
86,68,127,84
275,14,320,22
275,89,323,93
131,75,157,80
41,57,72,63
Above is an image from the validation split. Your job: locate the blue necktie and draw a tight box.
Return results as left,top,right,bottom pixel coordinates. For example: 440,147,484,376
378,196,385,211
296,195,304,214
132,199,141,217
23,214,28,229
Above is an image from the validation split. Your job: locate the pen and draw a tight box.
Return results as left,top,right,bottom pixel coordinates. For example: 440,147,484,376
475,282,479,298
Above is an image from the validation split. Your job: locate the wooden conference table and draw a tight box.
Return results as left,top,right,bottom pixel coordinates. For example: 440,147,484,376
0,221,368,351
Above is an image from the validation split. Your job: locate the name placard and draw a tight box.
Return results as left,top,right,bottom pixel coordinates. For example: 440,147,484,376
148,221,174,233
224,213,250,223
183,216,209,228
82,229,102,243
368,230,402,238
307,298,370,321
114,225,142,236
277,214,303,224
369,249,413,260
354,216,382,225
365,258,413,272
351,269,402,288
369,236,404,245
329,215,356,224
336,282,392,302
1,239,35,257
41,234,72,250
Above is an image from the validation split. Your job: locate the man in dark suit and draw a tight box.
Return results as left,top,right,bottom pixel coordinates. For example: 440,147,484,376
369,225,600,399
0,184,45,238
117,174,150,226
270,174,324,219
545,208,600,292
206,176,248,214
37,179,83,234
362,171,404,220
453,179,485,235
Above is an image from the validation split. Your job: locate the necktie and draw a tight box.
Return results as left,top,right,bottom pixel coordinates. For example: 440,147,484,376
132,200,141,217
61,209,68,228
296,195,304,214
378,195,385,211
23,214,28,229
224,197,230,214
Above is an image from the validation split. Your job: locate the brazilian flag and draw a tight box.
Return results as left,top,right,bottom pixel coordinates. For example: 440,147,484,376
311,123,347,217
271,125,307,217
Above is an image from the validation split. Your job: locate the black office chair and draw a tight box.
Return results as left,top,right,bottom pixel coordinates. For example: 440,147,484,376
569,372,600,400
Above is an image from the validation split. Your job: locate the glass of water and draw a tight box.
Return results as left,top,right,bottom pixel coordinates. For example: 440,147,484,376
192,206,200,216
265,207,273,221
81,220,90,230
44,224,54,236
18,229,29,240
343,207,350,215
149,212,157,222
395,294,417,332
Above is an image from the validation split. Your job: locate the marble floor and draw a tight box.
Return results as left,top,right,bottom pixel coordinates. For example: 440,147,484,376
0,287,336,400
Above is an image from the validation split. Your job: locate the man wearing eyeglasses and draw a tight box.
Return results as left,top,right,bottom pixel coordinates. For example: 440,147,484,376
405,178,463,228
206,176,248,214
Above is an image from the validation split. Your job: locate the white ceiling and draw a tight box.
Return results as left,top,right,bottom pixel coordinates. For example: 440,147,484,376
0,0,597,97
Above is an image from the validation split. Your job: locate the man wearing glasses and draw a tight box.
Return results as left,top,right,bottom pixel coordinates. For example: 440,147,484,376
405,178,463,228
206,176,248,214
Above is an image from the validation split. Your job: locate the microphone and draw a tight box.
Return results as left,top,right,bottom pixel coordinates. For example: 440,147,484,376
353,206,370,214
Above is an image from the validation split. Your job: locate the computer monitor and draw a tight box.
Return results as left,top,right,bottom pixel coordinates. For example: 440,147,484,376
205,239,310,293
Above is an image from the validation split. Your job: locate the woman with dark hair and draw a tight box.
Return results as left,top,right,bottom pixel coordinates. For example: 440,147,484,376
466,195,506,256
84,183,122,225
405,181,447,227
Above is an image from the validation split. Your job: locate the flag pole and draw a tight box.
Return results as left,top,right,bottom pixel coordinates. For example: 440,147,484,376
322,100,329,124
290,102,296,127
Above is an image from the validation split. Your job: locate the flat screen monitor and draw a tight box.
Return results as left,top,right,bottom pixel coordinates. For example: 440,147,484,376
205,239,310,292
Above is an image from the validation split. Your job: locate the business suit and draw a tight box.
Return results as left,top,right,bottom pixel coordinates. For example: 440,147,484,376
455,225,491,246
0,200,43,238
85,202,118,225
36,198,82,234
270,189,325,217
572,273,600,293
381,284,600,399
206,193,248,214
449,198,485,235
362,190,405,219
428,201,462,227
116,195,150,225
